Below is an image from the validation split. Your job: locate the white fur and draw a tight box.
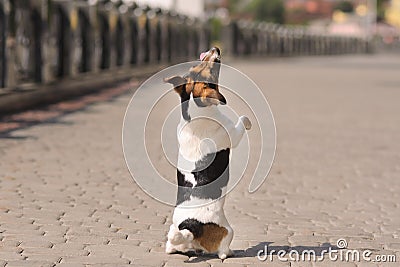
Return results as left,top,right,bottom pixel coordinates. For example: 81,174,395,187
166,97,250,258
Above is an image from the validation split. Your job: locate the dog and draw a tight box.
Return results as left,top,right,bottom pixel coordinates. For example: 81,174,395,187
164,47,251,259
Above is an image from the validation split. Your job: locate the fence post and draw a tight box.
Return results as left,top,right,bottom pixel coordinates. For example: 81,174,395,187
0,0,8,88
146,8,158,63
177,15,188,61
117,4,131,67
39,0,53,83
186,18,197,60
133,7,147,65
105,2,118,69
41,1,61,83
265,24,274,56
192,20,202,58
76,2,94,73
166,12,174,63
153,8,163,63
114,11,126,67
158,9,169,63
67,3,81,76
10,0,43,84
272,25,281,56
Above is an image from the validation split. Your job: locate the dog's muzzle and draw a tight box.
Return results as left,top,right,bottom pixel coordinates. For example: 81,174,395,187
200,47,221,62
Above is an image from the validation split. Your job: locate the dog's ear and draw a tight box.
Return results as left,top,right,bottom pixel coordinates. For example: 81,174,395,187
164,76,187,95
164,75,186,87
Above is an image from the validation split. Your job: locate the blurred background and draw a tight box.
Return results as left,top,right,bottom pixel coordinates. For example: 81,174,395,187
0,0,399,98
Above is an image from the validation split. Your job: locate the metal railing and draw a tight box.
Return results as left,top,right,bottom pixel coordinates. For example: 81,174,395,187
225,20,370,57
0,0,370,90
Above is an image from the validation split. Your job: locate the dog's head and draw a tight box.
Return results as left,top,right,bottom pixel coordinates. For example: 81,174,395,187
164,47,226,120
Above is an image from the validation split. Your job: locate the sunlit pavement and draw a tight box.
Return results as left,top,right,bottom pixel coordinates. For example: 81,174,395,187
1,54,399,266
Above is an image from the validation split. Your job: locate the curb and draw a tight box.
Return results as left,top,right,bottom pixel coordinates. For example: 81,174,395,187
0,64,167,116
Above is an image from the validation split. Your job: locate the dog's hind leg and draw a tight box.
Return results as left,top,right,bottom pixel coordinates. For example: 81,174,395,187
166,224,177,253
166,224,194,254
217,225,234,260
166,240,177,254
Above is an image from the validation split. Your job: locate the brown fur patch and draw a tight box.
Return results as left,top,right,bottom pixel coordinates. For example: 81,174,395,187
173,85,185,94
192,82,205,99
185,77,194,94
191,82,225,105
194,224,228,252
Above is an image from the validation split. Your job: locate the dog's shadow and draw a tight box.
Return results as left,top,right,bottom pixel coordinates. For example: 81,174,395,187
183,242,338,263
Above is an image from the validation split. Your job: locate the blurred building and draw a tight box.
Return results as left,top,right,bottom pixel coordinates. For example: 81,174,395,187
285,0,336,24
285,0,333,24
386,0,400,27
284,0,371,24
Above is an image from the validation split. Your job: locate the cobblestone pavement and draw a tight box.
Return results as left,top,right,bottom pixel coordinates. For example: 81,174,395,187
1,55,400,267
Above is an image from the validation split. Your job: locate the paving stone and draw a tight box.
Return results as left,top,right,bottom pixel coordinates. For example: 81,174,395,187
5,260,56,267
210,263,246,267
60,256,130,265
84,265,132,267
65,236,109,245
0,251,25,261
19,240,53,248
54,263,85,267
165,259,211,267
23,254,62,263
107,238,140,246
130,256,166,266
120,246,153,262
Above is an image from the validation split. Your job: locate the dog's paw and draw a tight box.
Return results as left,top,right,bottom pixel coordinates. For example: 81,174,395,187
218,249,234,260
218,252,230,260
218,253,228,260
240,116,252,130
165,241,177,254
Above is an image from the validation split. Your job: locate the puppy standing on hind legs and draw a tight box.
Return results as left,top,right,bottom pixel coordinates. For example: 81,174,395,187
164,47,252,259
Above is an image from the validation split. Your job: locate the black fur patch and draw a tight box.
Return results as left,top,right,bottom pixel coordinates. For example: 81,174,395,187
191,149,229,200
178,218,204,238
177,169,193,205
180,88,191,121
178,218,222,239
177,169,193,187
175,149,230,205
207,82,218,90
192,149,229,186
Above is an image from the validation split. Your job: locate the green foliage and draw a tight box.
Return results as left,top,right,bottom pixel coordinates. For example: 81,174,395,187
210,17,223,42
377,0,388,21
246,0,285,24
335,1,354,13
227,0,242,13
